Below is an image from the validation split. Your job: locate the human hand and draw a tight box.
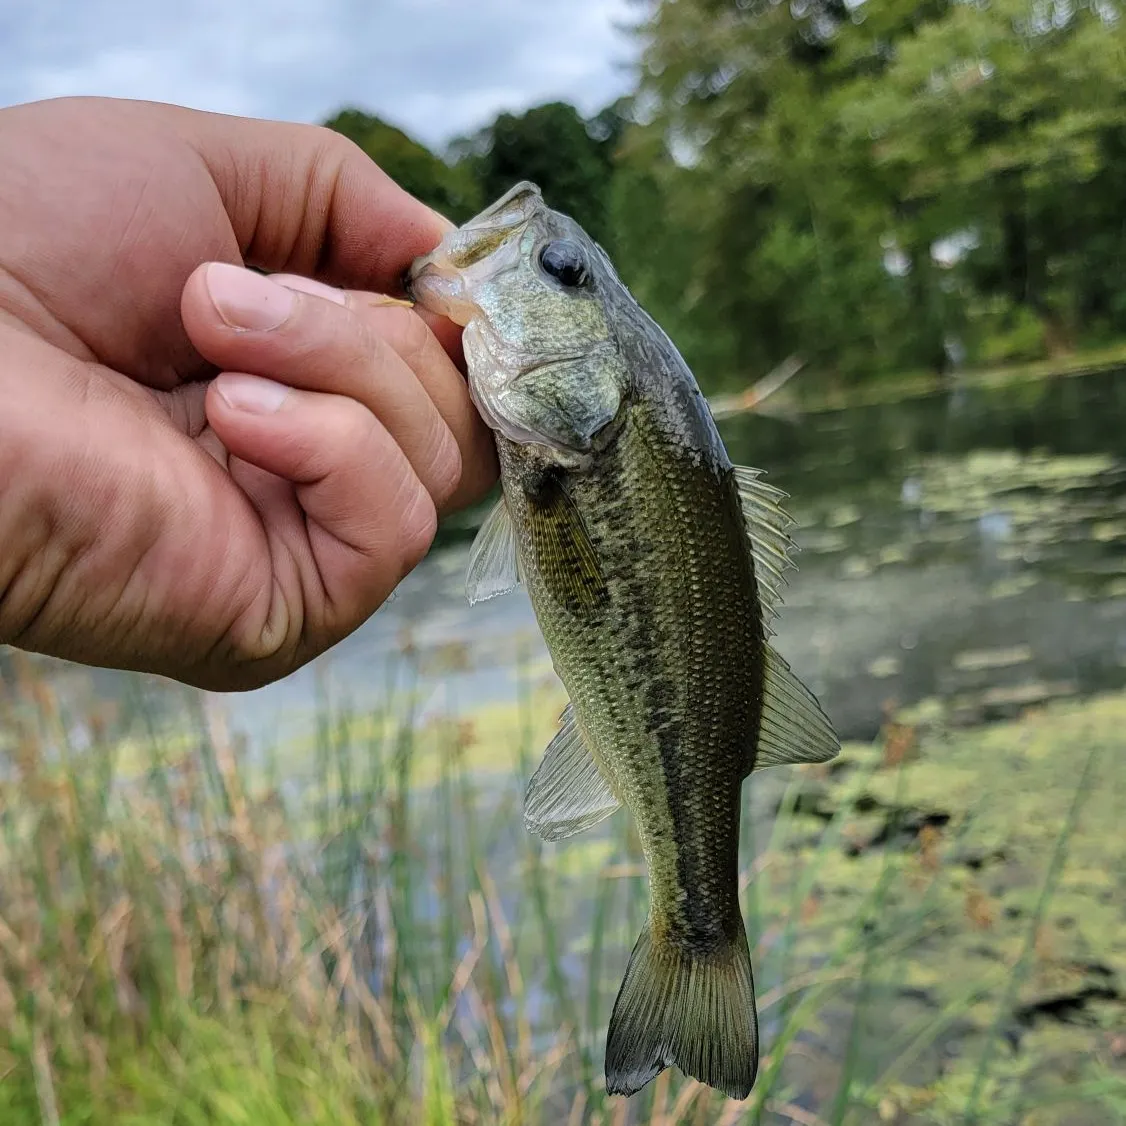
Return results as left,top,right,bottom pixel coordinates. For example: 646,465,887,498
0,96,495,690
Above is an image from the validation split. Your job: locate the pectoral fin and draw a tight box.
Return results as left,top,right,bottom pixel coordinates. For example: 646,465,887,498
466,495,521,605
524,704,621,841
749,646,840,772
524,476,608,615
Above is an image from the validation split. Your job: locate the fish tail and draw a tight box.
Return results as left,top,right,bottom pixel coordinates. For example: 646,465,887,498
604,916,758,1100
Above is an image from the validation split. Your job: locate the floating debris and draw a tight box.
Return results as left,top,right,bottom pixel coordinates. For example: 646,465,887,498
843,556,875,578
988,574,1038,599
1091,520,1126,542
980,681,1077,709
877,544,912,566
825,503,862,528
868,656,902,679
952,645,1034,672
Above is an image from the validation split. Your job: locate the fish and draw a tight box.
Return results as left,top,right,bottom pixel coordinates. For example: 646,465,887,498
406,182,839,1101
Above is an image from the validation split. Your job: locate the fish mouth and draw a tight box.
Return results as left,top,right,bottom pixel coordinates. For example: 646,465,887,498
404,259,475,325
406,181,611,458
459,180,544,241
406,181,545,323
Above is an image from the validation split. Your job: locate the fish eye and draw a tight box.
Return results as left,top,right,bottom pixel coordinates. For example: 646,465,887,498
539,239,590,288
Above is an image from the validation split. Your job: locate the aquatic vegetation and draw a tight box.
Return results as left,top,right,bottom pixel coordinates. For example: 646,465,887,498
1,647,1124,1124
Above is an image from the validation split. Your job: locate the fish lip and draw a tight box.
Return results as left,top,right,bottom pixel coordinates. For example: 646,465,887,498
401,265,417,303
405,252,440,292
406,180,544,298
406,217,530,326
466,180,543,227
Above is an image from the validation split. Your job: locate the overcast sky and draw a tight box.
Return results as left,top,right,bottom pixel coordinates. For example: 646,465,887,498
0,0,641,149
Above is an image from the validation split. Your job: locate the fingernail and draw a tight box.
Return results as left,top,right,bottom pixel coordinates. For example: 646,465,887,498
271,274,349,305
215,372,290,413
205,262,295,331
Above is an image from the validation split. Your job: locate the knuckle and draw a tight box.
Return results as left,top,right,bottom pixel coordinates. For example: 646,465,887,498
311,305,386,388
0,505,54,647
295,124,363,189
310,123,362,164
333,400,378,459
287,399,375,482
396,485,438,574
426,423,464,508
379,306,431,368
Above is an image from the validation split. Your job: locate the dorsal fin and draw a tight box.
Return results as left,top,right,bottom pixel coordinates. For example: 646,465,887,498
732,465,799,631
751,646,840,770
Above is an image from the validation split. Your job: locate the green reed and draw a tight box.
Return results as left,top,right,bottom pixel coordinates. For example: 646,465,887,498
1,645,1123,1126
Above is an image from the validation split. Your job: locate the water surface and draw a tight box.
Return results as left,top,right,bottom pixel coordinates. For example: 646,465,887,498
12,367,1126,761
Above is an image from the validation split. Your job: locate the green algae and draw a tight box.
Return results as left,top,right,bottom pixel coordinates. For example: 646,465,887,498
757,691,1126,1122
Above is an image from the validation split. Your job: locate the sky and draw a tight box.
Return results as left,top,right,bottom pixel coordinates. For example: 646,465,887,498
0,0,641,150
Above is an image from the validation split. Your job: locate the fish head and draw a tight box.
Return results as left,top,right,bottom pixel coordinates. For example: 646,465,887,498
407,182,628,461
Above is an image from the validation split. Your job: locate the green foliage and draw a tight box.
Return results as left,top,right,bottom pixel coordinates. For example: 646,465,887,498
323,108,481,223
2,640,1125,1124
0,1005,389,1126
455,100,623,247
610,0,1126,386
321,5,1126,393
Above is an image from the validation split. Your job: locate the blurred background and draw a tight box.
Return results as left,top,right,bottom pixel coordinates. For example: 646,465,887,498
3,2,1126,1123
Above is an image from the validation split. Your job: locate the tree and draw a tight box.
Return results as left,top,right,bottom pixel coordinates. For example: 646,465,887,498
456,101,621,247
323,108,481,223
326,7,1126,393
623,0,1126,385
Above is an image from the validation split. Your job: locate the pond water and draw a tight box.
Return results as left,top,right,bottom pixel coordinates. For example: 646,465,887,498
34,364,1126,759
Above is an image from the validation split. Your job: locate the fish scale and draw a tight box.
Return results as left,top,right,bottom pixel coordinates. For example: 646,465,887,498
407,180,840,1100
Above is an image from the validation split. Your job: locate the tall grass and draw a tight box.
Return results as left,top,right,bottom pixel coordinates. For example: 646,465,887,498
0,647,1123,1125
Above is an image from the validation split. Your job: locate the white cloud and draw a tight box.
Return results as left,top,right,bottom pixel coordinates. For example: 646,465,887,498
0,0,640,148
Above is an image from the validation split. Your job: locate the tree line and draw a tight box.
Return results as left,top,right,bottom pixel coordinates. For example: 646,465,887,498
326,0,1126,393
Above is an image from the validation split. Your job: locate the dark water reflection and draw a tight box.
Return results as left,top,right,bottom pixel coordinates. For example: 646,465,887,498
722,365,1126,739
10,366,1126,755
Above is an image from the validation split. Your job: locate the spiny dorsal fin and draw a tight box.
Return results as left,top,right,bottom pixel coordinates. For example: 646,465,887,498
466,495,520,606
524,704,622,841
750,646,840,771
732,465,799,630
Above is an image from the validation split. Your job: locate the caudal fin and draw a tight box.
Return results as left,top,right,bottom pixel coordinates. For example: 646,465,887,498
604,918,758,1100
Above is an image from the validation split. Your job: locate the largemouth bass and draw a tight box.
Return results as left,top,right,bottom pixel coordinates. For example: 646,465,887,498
407,183,839,1100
